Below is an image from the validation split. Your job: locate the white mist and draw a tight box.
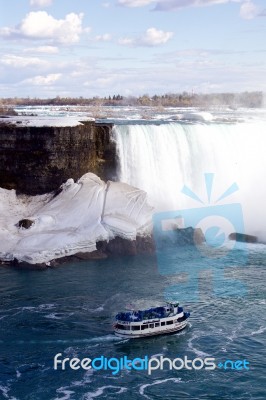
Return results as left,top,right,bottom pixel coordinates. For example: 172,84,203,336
114,121,266,241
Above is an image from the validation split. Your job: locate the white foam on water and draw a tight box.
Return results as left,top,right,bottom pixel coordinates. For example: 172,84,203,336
251,326,266,336
83,385,127,400
0,384,18,400
187,334,210,358
14,105,266,123
44,313,65,320
20,304,56,312
15,370,21,378
139,378,182,400
180,112,213,122
83,294,121,313
172,323,192,337
226,322,244,342
88,334,122,344
64,347,79,357
39,304,56,310
44,311,74,320
55,387,75,400
114,338,130,345
20,306,36,311
71,370,94,388
93,307,104,312
0,385,10,399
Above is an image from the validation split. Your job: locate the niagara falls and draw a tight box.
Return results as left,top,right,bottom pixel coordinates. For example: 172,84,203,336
0,104,265,399
1,0,266,398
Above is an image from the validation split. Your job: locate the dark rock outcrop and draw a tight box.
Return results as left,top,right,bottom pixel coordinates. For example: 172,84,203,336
229,232,258,243
193,228,205,244
154,226,205,250
5,236,155,269
97,235,156,257
47,250,108,267
3,227,205,269
0,121,116,195
18,219,34,229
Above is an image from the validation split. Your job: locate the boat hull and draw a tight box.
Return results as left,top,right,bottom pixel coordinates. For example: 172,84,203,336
114,320,188,339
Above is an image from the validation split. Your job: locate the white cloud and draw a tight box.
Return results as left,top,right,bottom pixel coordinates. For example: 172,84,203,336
95,33,112,42
22,73,61,85
0,11,85,44
119,27,173,47
118,0,234,8
118,0,154,6
118,37,134,45
84,27,92,34
30,0,53,7
0,54,47,68
0,27,13,36
154,0,239,11
140,27,173,45
240,1,258,19
2,54,266,98
23,45,59,54
118,0,261,20
102,2,111,7
117,0,258,18
85,76,115,87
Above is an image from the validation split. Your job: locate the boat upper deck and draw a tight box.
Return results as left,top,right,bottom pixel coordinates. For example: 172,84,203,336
115,305,183,322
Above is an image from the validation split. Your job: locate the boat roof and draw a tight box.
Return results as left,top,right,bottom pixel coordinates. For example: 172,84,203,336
115,304,180,322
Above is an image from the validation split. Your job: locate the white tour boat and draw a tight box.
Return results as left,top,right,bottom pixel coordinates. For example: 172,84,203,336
114,302,190,338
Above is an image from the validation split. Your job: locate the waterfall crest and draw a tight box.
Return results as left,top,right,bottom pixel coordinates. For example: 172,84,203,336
113,121,266,239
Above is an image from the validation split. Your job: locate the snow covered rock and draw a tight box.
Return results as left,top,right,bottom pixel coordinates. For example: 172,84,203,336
0,173,153,265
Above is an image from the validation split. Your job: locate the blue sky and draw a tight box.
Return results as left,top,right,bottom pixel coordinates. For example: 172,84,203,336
0,0,265,98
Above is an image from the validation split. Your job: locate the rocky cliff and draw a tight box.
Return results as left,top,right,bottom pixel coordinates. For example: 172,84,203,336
0,119,116,195
0,117,206,268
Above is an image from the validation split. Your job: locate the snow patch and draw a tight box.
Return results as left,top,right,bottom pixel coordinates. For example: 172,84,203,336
0,115,94,127
0,173,153,264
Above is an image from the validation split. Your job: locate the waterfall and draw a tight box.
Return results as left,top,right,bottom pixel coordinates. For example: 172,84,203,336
113,121,266,239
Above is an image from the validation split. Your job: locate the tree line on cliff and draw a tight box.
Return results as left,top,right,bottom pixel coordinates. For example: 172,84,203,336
0,91,263,110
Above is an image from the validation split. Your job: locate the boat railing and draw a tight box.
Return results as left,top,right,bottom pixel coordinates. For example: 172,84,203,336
115,306,168,322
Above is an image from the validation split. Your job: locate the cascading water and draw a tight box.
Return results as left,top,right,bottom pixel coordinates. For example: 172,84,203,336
113,120,266,240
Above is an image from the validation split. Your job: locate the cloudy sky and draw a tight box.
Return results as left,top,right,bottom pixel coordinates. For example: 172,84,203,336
0,0,265,98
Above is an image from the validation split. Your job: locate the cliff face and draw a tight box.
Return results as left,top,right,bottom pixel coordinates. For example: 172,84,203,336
0,121,116,195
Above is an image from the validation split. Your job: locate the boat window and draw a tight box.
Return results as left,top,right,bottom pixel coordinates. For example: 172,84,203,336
149,324,154,329
166,320,173,325
132,325,140,331
141,324,148,330
116,324,130,330
155,323,160,327
161,321,165,326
